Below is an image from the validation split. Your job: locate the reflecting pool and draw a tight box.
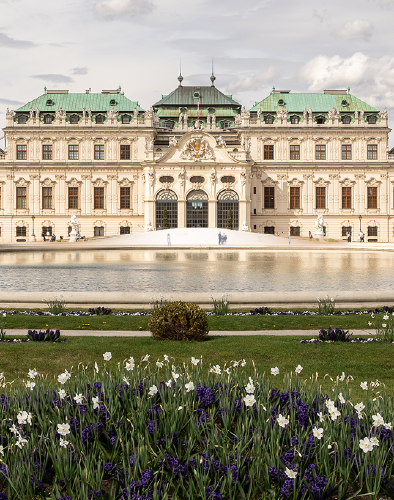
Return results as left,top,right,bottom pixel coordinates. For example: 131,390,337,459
0,249,385,293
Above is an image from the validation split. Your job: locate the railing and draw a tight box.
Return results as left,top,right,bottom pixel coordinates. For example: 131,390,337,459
388,154,394,160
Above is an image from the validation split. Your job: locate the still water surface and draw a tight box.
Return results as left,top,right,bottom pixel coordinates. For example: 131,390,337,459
0,249,387,293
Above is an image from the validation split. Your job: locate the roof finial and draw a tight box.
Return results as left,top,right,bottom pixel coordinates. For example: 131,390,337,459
347,86,350,94
44,86,47,94
178,59,183,87
210,58,216,87
272,85,275,94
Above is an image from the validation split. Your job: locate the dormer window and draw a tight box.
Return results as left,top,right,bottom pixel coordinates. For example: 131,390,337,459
342,115,351,124
122,114,131,124
341,99,348,107
290,115,299,124
18,115,27,124
46,99,54,106
264,115,274,124
96,114,104,124
208,107,215,114
44,114,53,124
193,91,200,99
222,121,232,128
110,99,116,106
180,107,187,113
164,120,174,129
70,114,79,124
316,116,325,124
367,115,377,124
278,99,284,105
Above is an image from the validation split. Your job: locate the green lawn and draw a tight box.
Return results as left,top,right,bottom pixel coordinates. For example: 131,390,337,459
1,335,392,399
0,309,374,332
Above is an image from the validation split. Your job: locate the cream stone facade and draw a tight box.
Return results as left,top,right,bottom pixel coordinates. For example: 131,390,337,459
0,81,393,242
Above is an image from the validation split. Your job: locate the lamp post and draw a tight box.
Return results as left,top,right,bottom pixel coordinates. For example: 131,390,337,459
359,214,362,231
30,215,36,242
359,214,363,243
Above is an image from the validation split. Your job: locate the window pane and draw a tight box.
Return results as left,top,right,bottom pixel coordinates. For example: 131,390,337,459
290,187,300,209
342,187,352,209
120,144,131,160
94,187,104,209
264,187,275,208
316,187,326,209
367,144,377,160
94,145,104,160
68,145,79,160
120,187,130,209
264,144,274,160
42,187,53,209
68,187,79,209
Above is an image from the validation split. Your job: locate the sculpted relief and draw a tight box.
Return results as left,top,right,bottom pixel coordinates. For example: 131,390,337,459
180,134,215,161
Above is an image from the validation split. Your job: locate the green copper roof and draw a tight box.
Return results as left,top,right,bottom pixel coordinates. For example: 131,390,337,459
250,93,379,113
15,93,144,113
153,86,241,107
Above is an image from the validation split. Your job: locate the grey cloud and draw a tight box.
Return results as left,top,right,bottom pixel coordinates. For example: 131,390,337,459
0,31,37,49
0,97,24,106
226,67,277,93
31,74,74,84
71,67,88,75
335,20,373,41
94,0,155,20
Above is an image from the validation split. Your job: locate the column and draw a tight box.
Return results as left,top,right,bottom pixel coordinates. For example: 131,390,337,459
178,200,186,228
208,200,216,228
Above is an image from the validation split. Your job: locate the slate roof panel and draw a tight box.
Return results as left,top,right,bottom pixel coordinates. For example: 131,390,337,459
153,86,241,107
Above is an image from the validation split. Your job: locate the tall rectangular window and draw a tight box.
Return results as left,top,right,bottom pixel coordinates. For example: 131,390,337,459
367,187,377,209
94,145,104,160
120,187,130,209
264,144,274,160
42,145,52,160
94,187,104,209
42,187,52,209
120,144,131,160
342,144,352,160
16,187,27,208
342,187,352,209
367,144,377,160
68,145,79,160
316,186,326,209
264,187,275,208
290,187,300,209
68,187,79,209
16,145,27,160
290,145,300,160
16,226,27,237
315,144,326,160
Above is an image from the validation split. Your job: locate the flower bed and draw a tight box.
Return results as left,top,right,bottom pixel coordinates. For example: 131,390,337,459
0,356,393,499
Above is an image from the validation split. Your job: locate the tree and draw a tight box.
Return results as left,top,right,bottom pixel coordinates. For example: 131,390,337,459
162,208,170,230
226,208,233,230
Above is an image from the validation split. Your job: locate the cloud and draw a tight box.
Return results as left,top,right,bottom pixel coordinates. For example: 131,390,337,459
94,0,154,19
226,67,277,93
31,74,74,84
0,31,36,49
71,67,88,75
0,97,24,106
335,20,373,41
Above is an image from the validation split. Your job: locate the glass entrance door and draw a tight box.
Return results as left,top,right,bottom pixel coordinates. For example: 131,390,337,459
186,190,208,228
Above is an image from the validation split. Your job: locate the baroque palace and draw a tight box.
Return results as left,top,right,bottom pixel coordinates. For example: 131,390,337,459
0,74,392,242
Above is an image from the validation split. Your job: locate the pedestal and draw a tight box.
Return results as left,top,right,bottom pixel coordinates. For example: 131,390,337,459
29,235,36,242
69,231,77,242
314,231,325,241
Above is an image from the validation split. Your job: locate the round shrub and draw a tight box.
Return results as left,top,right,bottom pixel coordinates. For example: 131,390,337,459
149,301,209,341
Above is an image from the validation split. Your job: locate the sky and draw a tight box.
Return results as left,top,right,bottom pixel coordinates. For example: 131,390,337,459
1,0,394,148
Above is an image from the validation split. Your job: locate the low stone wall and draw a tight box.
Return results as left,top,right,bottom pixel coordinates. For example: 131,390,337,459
0,291,393,309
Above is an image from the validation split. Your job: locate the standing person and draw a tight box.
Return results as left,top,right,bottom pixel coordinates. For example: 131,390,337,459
347,231,351,243
218,231,221,245
359,230,363,243
309,231,313,239
288,235,291,245
41,231,45,242
167,233,171,247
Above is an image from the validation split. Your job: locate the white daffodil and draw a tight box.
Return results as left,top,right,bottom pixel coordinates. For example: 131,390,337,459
185,381,195,392
371,313,375,319
148,385,158,396
241,359,246,367
245,381,255,394
57,389,66,400
313,427,324,440
295,364,303,374
384,422,393,430
338,393,345,404
92,396,100,410
0,445,3,456
191,357,200,366
382,323,387,328
17,411,32,425
354,402,365,413
26,381,35,391
15,437,28,449
209,365,221,375
368,322,372,327
59,438,69,448
370,437,379,447
271,367,279,376
224,368,231,374
103,352,112,361
243,394,256,407
360,381,368,390
339,372,346,381
122,377,129,386
164,354,169,362
142,354,150,362
277,414,289,428
317,411,324,422
233,361,239,368
57,373,69,385
28,369,37,379
329,407,341,421
57,423,71,436
9,424,19,435
172,372,180,380
325,399,335,410
285,467,297,479
165,380,172,387
383,314,389,320
372,413,384,427
94,362,99,374
359,437,373,453
73,394,83,404
178,406,183,411
125,361,135,371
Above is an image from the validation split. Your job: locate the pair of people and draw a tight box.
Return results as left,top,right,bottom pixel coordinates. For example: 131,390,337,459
218,232,227,245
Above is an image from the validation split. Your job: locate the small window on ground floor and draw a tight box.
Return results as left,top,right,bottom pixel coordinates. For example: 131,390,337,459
94,226,104,237
342,226,352,237
290,226,300,236
16,226,27,237
42,226,52,236
368,226,378,237
120,226,130,235
264,226,275,234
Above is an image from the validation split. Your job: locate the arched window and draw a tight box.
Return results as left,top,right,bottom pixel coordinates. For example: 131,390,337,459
264,115,274,124
122,114,131,124
221,121,233,129
18,115,27,124
217,190,239,230
290,115,299,124
96,114,105,124
159,176,174,184
70,114,79,124
316,115,325,124
190,176,205,184
221,176,235,184
186,190,208,228
342,115,351,124
367,115,377,124
156,190,178,229
44,114,53,124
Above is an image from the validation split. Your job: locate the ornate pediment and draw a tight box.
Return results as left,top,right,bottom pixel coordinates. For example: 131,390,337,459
180,134,215,161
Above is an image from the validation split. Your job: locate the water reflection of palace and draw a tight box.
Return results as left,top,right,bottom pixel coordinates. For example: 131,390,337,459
1,76,393,242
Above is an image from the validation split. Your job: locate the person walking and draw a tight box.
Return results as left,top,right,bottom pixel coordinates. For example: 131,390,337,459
359,230,364,243
309,231,313,239
288,235,291,245
347,231,351,243
167,233,171,246
218,231,221,245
